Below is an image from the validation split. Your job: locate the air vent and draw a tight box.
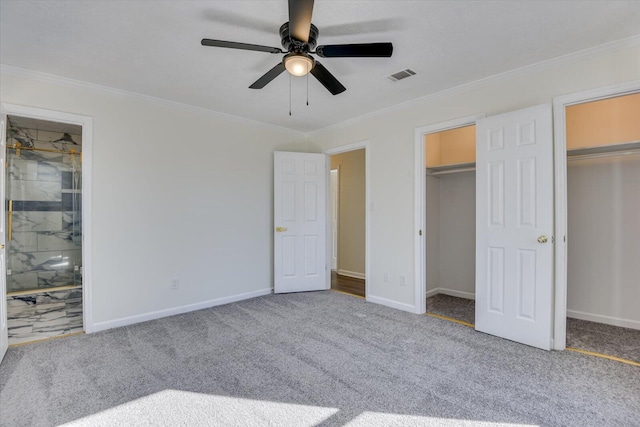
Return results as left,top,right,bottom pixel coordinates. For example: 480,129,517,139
388,69,416,82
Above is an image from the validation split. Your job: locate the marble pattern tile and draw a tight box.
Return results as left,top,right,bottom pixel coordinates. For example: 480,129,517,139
9,149,63,162
6,272,38,292
62,193,82,210
12,211,62,232
9,231,38,253
9,251,69,274
62,212,81,231
37,231,77,251
7,127,36,147
7,288,83,345
11,201,62,212
8,159,38,181
9,179,61,202
37,271,76,288
36,161,63,182
62,171,82,190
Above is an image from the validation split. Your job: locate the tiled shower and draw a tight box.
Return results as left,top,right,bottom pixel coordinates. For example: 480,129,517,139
5,117,83,345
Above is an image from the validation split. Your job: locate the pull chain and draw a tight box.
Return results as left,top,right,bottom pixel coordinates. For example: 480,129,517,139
306,62,309,106
289,74,292,116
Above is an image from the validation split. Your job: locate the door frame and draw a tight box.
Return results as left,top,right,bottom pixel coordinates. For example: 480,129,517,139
330,167,339,271
414,114,485,314
551,79,640,350
1,103,94,333
323,141,370,299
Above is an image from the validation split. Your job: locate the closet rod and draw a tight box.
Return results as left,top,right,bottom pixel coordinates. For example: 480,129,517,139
567,148,640,162
427,166,476,176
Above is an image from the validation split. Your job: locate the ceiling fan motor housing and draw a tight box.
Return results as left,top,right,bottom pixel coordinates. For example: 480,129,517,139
280,22,319,52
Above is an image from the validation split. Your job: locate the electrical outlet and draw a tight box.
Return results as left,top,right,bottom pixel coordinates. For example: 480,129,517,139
399,274,406,286
171,278,180,290
383,272,390,283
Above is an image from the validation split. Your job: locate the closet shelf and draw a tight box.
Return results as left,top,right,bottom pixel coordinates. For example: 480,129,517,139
567,141,640,161
426,162,475,176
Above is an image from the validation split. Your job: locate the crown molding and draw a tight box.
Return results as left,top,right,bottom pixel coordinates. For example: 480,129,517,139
307,34,640,138
0,63,306,138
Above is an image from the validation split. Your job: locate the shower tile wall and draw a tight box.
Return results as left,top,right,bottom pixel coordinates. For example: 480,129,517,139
6,124,83,344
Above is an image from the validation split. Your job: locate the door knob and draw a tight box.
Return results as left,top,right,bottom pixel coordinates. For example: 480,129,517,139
537,235,548,244
276,227,287,232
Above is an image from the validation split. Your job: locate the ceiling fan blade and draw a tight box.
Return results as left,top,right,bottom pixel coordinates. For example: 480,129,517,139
288,0,314,42
201,39,282,54
316,42,393,58
310,61,346,95
249,62,286,89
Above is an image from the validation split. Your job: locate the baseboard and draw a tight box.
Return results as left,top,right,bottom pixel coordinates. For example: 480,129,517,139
337,269,365,280
367,294,416,314
427,287,475,300
567,309,640,331
92,288,272,333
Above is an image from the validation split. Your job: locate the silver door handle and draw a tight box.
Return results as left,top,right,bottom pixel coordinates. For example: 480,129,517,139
538,235,548,244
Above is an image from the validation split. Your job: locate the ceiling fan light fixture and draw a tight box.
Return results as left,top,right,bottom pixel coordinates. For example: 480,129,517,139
284,53,314,76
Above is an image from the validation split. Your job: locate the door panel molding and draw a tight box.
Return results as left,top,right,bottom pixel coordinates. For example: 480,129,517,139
476,104,553,350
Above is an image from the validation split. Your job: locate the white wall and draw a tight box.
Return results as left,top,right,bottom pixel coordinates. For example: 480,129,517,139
308,41,640,311
1,72,306,328
567,154,640,328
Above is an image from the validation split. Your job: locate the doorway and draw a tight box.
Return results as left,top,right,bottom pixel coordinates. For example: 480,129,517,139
324,142,369,299
423,124,476,322
1,103,93,352
553,87,640,361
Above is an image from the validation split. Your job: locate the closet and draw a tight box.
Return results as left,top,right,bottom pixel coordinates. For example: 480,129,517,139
425,125,476,310
565,92,640,332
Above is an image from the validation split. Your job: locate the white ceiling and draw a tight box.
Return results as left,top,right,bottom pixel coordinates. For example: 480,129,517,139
1,1,639,133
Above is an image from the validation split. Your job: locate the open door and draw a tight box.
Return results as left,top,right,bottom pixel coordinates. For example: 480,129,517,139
0,105,8,361
475,104,554,350
274,152,327,293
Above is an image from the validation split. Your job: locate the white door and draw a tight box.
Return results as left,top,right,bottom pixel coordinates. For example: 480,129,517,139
475,104,554,350
330,169,338,270
274,152,327,293
0,105,8,362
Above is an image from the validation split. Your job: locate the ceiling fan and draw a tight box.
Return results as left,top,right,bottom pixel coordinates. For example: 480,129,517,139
201,0,393,95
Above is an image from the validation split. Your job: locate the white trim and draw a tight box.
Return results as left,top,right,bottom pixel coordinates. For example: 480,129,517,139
367,294,416,314
427,288,476,300
1,103,95,333
337,270,365,280
323,141,370,300
310,35,640,137
414,114,485,314
551,79,640,350
567,309,640,331
92,288,272,333
0,64,304,138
